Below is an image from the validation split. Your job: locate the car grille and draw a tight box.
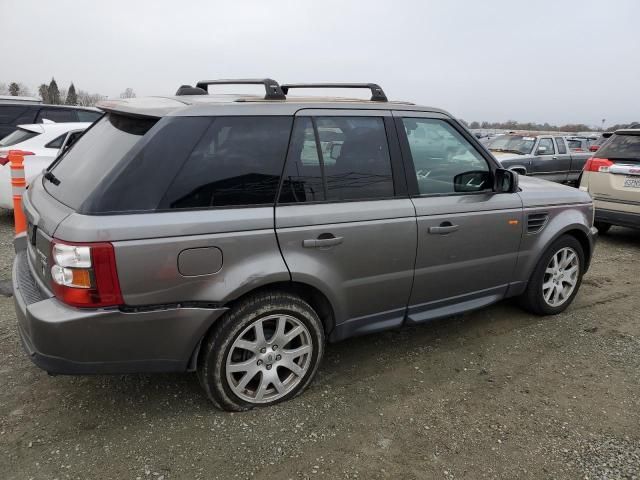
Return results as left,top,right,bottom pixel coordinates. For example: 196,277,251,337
527,213,549,234
15,251,46,305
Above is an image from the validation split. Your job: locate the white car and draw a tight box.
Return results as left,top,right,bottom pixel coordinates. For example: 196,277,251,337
0,122,90,209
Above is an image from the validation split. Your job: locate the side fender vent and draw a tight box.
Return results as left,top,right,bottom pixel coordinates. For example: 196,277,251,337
527,212,549,234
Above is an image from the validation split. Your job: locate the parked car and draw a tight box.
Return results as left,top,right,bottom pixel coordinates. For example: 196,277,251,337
579,128,640,232
0,122,90,209
588,132,614,152
0,101,101,138
565,137,591,152
12,79,596,411
486,134,592,185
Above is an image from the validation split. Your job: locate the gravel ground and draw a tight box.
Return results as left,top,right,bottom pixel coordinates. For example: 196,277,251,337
0,210,638,480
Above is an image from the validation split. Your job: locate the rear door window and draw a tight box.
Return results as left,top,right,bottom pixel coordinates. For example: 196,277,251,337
0,106,30,124
279,116,394,203
554,137,567,154
161,116,293,209
35,108,77,123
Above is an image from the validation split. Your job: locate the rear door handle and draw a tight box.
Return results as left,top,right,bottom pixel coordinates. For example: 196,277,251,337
303,235,344,248
428,223,459,235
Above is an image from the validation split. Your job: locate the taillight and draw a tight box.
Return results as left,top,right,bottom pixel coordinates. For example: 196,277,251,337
584,157,614,173
589,145,599,152
50,240,123,308
0,150,34,166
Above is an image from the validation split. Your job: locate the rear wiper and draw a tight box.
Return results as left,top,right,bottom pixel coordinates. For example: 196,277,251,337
43,171,61,186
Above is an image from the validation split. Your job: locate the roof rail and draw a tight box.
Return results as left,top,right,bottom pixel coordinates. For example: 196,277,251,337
195,78,286,100
280,83,388,102
175,85,208,96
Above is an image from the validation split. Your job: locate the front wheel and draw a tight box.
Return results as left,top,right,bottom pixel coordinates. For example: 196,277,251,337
197,291,325,411
519,235,585,315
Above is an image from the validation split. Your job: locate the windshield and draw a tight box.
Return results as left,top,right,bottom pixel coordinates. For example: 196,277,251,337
486,135,535,154
597,133,640,161
0,128,39,147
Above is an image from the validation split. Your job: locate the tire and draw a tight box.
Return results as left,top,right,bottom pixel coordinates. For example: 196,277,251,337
519,235,585,316
594,221,611,235
197,291,325,411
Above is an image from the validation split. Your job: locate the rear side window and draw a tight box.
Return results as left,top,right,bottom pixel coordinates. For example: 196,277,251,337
554,137,567,154
36,108,77,123
279,116,394,203
597,134,640,160
77,110,102,123
45,134,67,149
0,128,40,147
160,116,293,209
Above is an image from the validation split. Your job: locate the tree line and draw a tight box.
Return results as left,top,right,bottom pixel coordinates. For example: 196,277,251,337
463,119,639,133
0,79,136,107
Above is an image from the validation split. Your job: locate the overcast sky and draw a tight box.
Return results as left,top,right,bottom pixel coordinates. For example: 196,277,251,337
3,0,639,127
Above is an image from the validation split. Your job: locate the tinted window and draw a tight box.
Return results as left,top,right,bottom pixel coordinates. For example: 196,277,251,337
0,106,30,124
597,134,640,160
45,134,66,149
46,114,158,210
0,128,39,147
555,137,567,154
161,116,292,209
403,118,489,195
538,138,555,154
280,116,394,203
36,108,77,123
77,110,102,123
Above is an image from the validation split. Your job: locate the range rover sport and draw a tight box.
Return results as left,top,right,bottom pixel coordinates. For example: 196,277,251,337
12,79,597,410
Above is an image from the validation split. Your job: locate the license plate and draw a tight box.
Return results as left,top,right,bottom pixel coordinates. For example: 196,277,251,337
623,176,640,188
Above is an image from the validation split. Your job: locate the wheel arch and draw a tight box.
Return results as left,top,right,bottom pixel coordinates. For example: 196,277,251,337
188,281,336,371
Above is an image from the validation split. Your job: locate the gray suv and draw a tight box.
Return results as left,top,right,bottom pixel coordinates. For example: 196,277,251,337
12,79,597,411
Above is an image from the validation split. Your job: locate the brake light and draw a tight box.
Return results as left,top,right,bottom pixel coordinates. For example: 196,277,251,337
589,145,599,152
0,150,34,166
584,157,614,173
50,240,123,307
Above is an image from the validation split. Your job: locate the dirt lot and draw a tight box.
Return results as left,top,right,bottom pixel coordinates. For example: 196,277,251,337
0,209,638,480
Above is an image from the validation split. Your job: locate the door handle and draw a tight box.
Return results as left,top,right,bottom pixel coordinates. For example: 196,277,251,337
302,235,344,248
428,222,459,235
552,156,558,160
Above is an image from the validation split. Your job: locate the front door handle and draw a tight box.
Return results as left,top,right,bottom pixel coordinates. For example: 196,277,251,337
302,235,344,248
428,222,459,235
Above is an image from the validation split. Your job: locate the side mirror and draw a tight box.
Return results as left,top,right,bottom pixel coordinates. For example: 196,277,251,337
494,168,519,193
453,170,492,192
536,146,548,155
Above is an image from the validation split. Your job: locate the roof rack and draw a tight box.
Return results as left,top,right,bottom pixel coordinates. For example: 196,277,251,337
194,78,286,100
280,83,388,102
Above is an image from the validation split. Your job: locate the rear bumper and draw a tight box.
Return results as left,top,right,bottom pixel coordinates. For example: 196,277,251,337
12,251,227,375
595,208,640,229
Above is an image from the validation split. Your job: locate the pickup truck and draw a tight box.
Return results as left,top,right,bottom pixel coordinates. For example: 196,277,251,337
485,134,592,185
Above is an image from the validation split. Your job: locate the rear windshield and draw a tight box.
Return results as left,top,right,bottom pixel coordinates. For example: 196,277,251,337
597,133,640,161
45,114,158,210
0,128,40,147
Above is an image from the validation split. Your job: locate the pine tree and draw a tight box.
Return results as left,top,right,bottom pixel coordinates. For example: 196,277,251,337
38,84,50,103
48,78,61,105
9,82,20,96
65,83,78,105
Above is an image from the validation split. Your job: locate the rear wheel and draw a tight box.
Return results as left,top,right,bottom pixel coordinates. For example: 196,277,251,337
594,221,611,234
197,291,324,411
519,235,584,315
